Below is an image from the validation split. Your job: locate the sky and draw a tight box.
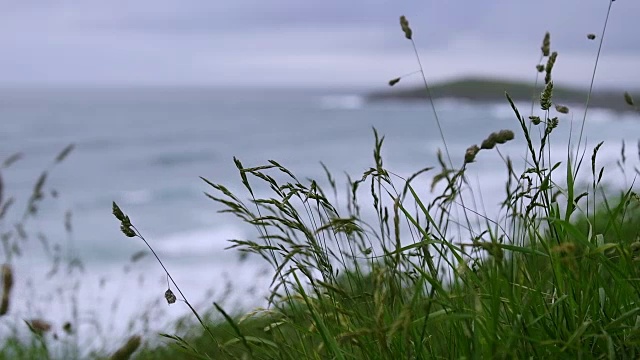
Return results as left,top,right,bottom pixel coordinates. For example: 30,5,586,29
0,1,638,89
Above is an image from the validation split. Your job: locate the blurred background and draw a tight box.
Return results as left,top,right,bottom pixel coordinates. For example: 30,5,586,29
0,0,638,353
1,1,639,87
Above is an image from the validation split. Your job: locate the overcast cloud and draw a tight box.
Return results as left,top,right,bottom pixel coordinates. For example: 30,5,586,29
0,1,638,88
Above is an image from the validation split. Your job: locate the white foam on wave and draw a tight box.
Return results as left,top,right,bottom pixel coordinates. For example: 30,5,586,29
581,107,640,124
7,250,272,357
432,97,477,112
489,101,633,125
319,94,364,110
154,225,248,257
489,101,535,120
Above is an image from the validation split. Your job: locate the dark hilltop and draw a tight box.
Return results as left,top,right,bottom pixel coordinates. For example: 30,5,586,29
367,77,638,113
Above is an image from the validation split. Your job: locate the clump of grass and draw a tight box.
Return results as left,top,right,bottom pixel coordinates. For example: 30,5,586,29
0,145,110,359
116,1,640,359
112,202,241,358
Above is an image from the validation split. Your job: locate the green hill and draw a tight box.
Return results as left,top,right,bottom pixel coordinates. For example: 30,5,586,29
367,77,637,113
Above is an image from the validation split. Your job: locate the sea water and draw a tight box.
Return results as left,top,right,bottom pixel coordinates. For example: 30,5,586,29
1,87,638,352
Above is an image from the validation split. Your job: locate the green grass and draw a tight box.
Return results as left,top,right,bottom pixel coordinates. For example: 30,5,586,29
8,1,640,359
122,4,640,359
124,164,640,359
118,3,640,359
0,145,86,360
117,5,640,357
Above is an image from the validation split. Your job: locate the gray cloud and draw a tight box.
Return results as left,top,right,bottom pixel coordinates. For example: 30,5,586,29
0,1,638,87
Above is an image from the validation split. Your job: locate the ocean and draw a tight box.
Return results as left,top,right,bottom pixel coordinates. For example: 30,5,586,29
1,87,638,352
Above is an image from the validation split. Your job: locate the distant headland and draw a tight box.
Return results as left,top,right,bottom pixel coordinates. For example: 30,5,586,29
366,77,637,113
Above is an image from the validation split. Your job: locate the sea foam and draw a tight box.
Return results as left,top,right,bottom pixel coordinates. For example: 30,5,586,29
319,94,364,110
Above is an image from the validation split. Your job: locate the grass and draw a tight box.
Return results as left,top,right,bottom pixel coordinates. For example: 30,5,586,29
112,2,640,358
6,1,640,358
0,145,88,360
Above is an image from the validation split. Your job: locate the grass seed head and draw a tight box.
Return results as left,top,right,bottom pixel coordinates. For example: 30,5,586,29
587,33,596,40
541,32,551,56
1,264,12,294
120,224,136,238
63,322,73,335
541,81,554,110
548,117,559,132
464,145,480,164
480,137,496,150
0,264,13,316
110,335,142,360
481,130,515,150
399,16,412,40
165,289,177,304
112,202,125,222
114,201,136,237
27,319,52,335
529,116,542,125
624,92,634,106
545,51,558,84
0,294,8,316
555,104,570,114
536,64,545,72
388,77,401,86
496,130,515,144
